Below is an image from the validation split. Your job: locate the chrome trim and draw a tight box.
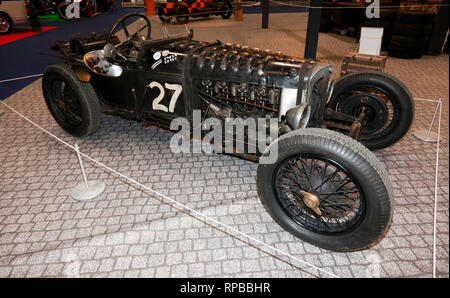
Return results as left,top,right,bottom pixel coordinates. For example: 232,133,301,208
83,50,123,78
285,103,311,130
278,88,298,120
326,79,335,103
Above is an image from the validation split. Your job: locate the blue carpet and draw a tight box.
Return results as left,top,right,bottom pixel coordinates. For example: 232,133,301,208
0,1,143,100
0,1,304,100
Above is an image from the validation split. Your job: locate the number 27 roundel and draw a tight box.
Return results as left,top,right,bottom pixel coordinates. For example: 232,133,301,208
148,81,183,113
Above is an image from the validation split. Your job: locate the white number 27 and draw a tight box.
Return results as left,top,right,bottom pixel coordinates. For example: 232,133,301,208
149,81,182,113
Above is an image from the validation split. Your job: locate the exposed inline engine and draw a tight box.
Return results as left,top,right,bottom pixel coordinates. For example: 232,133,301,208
197,79,281,121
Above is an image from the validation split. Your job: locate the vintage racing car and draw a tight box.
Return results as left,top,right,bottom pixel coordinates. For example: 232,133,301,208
43,13,414,251
158,0,233,23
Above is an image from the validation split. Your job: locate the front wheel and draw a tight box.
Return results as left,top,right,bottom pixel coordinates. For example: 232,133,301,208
257,128,394,252
42,64,102,137
328,71,414,150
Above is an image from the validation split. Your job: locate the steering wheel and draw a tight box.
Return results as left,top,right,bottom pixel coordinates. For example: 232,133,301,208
105,13,152,63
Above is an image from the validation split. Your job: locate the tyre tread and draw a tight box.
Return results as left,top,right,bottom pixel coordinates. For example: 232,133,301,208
258,128,394,251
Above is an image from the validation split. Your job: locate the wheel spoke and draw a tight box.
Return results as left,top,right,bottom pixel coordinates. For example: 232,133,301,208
275,154,364,234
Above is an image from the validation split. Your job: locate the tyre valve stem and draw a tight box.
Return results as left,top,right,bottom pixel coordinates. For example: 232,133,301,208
300,191,322,216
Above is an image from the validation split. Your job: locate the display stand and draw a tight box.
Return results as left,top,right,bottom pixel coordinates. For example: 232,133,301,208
413,99,442,144
70,144,106,201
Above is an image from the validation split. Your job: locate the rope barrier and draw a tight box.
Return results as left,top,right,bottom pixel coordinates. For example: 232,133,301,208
0,74,43,84
0,99,340,278
268,0,449,9
151,2,449,20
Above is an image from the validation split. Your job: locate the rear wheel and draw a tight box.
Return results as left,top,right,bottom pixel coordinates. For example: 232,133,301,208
257,129,394,252
328,71,414,150
42,64,101,137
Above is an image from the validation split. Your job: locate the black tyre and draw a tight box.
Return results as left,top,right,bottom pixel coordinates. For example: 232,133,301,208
388,45,425,59
395,10,435,26
257,128,394,252
389,35,430,47
175,5,189,23
220,1,233,19
0,13,12,35
42,64,102,137
392,23,433,37
388,35,429,59
328,71,414,150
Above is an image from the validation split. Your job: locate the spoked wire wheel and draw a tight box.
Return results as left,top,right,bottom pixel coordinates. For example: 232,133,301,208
257,128,394,251
47,78,83,127
274,154,365,234
43,64,101,137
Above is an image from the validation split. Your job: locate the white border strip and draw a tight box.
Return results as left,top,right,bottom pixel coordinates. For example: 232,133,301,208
414,98,441,103
432,99,442,278
0,73,43,84
0,100,339,278
413,97,443,278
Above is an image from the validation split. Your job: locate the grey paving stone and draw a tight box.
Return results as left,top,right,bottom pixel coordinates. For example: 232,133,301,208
0,12,448,278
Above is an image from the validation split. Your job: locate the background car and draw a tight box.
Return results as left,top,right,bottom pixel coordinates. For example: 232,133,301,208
0,0,28,34
158,0,233,23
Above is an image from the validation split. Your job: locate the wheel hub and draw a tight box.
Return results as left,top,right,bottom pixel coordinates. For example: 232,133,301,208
341,93,389,135
300,190,322,216
0,17,10,33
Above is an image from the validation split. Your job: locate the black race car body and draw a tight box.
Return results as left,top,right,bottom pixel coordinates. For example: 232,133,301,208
43,13,415,251
51,23,334,158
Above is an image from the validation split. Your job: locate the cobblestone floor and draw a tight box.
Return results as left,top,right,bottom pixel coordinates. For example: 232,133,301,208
0,13,448,278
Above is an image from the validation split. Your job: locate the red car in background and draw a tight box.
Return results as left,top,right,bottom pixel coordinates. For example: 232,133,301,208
158,0,233,23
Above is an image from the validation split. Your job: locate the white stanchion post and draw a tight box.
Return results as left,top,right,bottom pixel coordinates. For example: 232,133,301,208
70,143,106,201
75,144,89,188
413,99,442,144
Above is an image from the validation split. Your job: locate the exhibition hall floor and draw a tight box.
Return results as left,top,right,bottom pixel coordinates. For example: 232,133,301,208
0,13,448,278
